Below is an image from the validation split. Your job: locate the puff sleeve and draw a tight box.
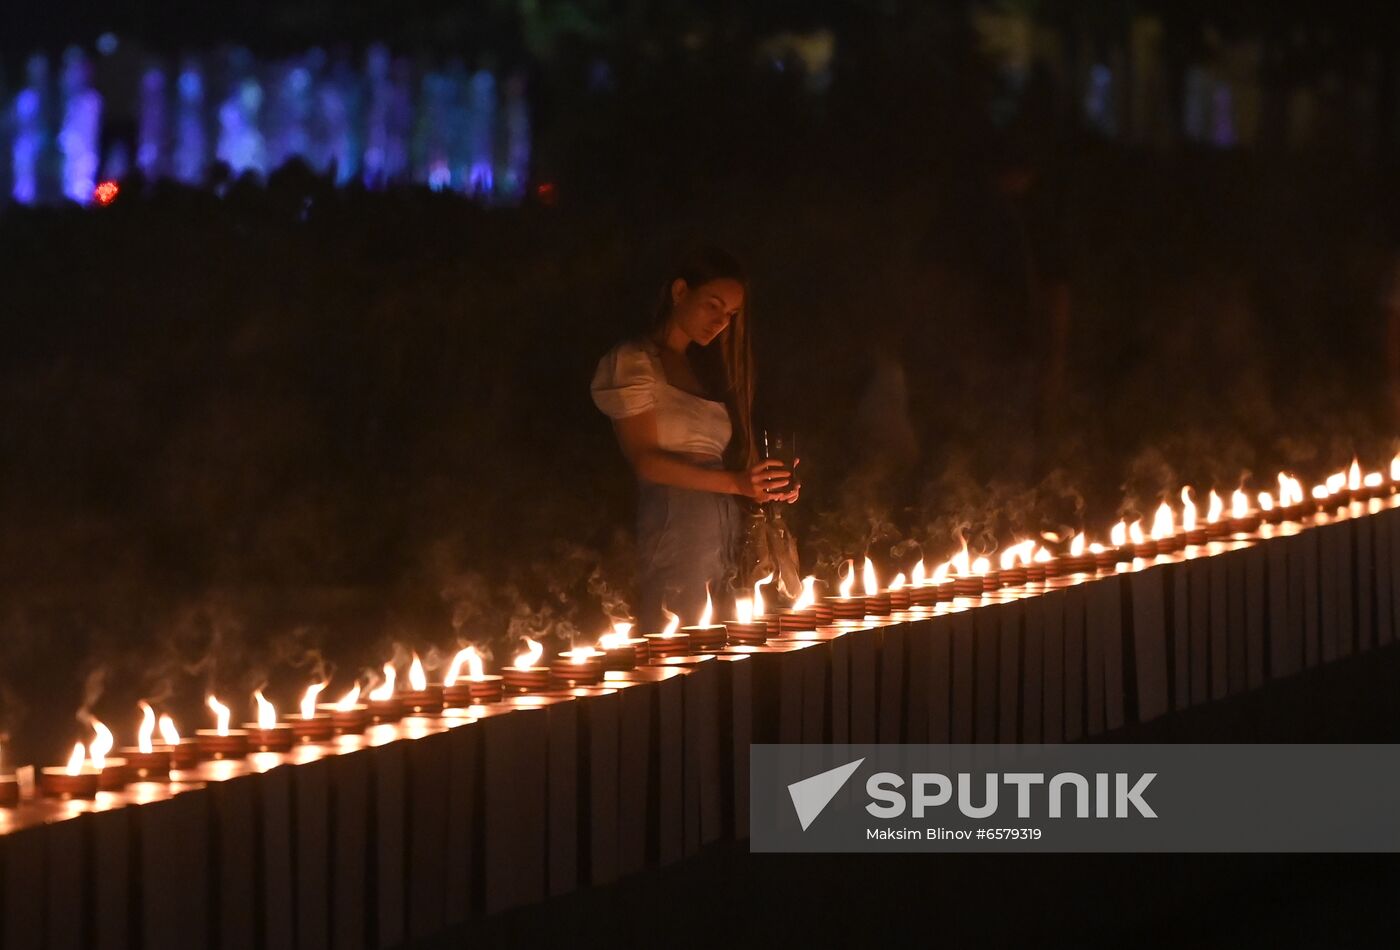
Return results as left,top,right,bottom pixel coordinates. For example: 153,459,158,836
591,342,658,419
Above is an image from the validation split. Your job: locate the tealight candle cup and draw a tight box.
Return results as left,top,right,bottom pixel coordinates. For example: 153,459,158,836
195,729,249,760
242,723,295,753
399,686,444,715
288,716,335,743
443,676,505,705
501,667,552,692
39,767,99,800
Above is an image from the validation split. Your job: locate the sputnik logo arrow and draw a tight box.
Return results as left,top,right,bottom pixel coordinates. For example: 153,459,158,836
787,757,865,831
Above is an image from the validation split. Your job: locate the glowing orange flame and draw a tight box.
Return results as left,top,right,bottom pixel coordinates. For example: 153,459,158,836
931,561,950,583
1069,533,1086,557
1326,472,1346,494
1206,490,1224,524
1128,520,1145,545
971,556,990,575
254,690,277,730
1312,485,1329,501
1258,491,1275,511
336,684,361,711
889,572,907,591
368,662,397,701
1110,521,1127,547
66,742,86,776
444,647,473,685
911,560,926,586
1151,502,1174,540
1230,489,1249,519
1180,487,1198,531
1364,472,1383,489
1392,454,1400,481
138,701,156,754
409,654,427,691
1033,546,1052,563
838,560,856,598
698,586,714,626
998,546,1019,571
753,572,774,616
300,682,327,720
861,558,879,597
735,596,754,624
513,638,544,670
207,695,231,736
1348,459,1361,491
1088,542,1106,554
89,719,114,770
1278,473,1304,507
158,714,180,746
793,575,817,611
950,538,971,576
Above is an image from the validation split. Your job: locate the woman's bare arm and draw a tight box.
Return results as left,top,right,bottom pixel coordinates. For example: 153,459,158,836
612,412,791,499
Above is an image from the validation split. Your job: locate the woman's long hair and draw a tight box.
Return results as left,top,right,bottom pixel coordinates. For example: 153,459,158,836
648,246,756,471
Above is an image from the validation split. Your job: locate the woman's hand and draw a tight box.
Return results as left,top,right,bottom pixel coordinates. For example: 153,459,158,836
737,459,791,500
769,457,801,503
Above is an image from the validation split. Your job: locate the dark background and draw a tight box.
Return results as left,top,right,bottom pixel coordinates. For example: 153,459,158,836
5,1,1400,766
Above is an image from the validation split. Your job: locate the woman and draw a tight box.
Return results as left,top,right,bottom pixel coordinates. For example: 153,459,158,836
591,246,798,633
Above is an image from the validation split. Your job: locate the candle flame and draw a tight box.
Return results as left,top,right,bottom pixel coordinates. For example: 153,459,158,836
444,647,471,686
207,695,231,736
1312,484,1329,500
1151,502,1174,540
1230,489,1249,519
368,663,397,701
889,572,907,591
90,719,114,770
861,558,879,596
597,621,633,650
1110,521,1126,547
1033,546,1052,563
971,556,990,575
1392,454,1400,481
514,637,544,670
1258,491,1275,511
660,607,680,637
1364,471,1383,488
1277,473,1304,507
793,575,817,611
138,701,156,754
1180,487,1198,531
1326,471,1346,494
336,684,361,711
931,561,950,583
838,560,856,598
1069,533,1086,557
409,654,427,691
999,546,1019,571
65,742,86,776
254,689,277,730
951,538,971,576
753,572,774,617
158,714,180,746
735,595,754,624
300,682,327,720
911,559,926,586
1348,459,1361,491
1206,490,1224,524
699,586,714,627
1089,542,1106,554
1128,520,1145,545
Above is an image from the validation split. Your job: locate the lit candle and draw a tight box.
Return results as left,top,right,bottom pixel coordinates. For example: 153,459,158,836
120,701,173,780
827,559,868,620
399,654,444,715
39,742,99,800
550,645,606,685
1151,501,1179,553
160,713,201,769
196,694,249,759
243,689,294,752
442,646,504,703
366,662,402,721
289,682,334,742
89,717,128,790
318,684,369,734
1227,488,1261,534
596,620,648,670
642,609,691,661
778,575,821,631
1181,487,1205,544
681,585,730,651
501,636,552,691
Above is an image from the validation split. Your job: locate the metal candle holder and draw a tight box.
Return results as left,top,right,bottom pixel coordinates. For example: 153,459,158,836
242,724,295,753
642,633,691,660
288,715,335,743
318,703,370,734
442,677,504,705
39,768,98,800
500,667,552,692
399,687,445,715
120,747,174,781
195,730,249,760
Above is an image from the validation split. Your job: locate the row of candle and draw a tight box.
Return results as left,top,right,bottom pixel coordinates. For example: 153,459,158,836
7,457,1395,804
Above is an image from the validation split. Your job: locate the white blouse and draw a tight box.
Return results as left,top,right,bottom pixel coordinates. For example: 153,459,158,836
591,339,732,462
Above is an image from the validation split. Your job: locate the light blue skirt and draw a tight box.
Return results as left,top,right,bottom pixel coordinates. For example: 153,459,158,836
635,478,740,634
